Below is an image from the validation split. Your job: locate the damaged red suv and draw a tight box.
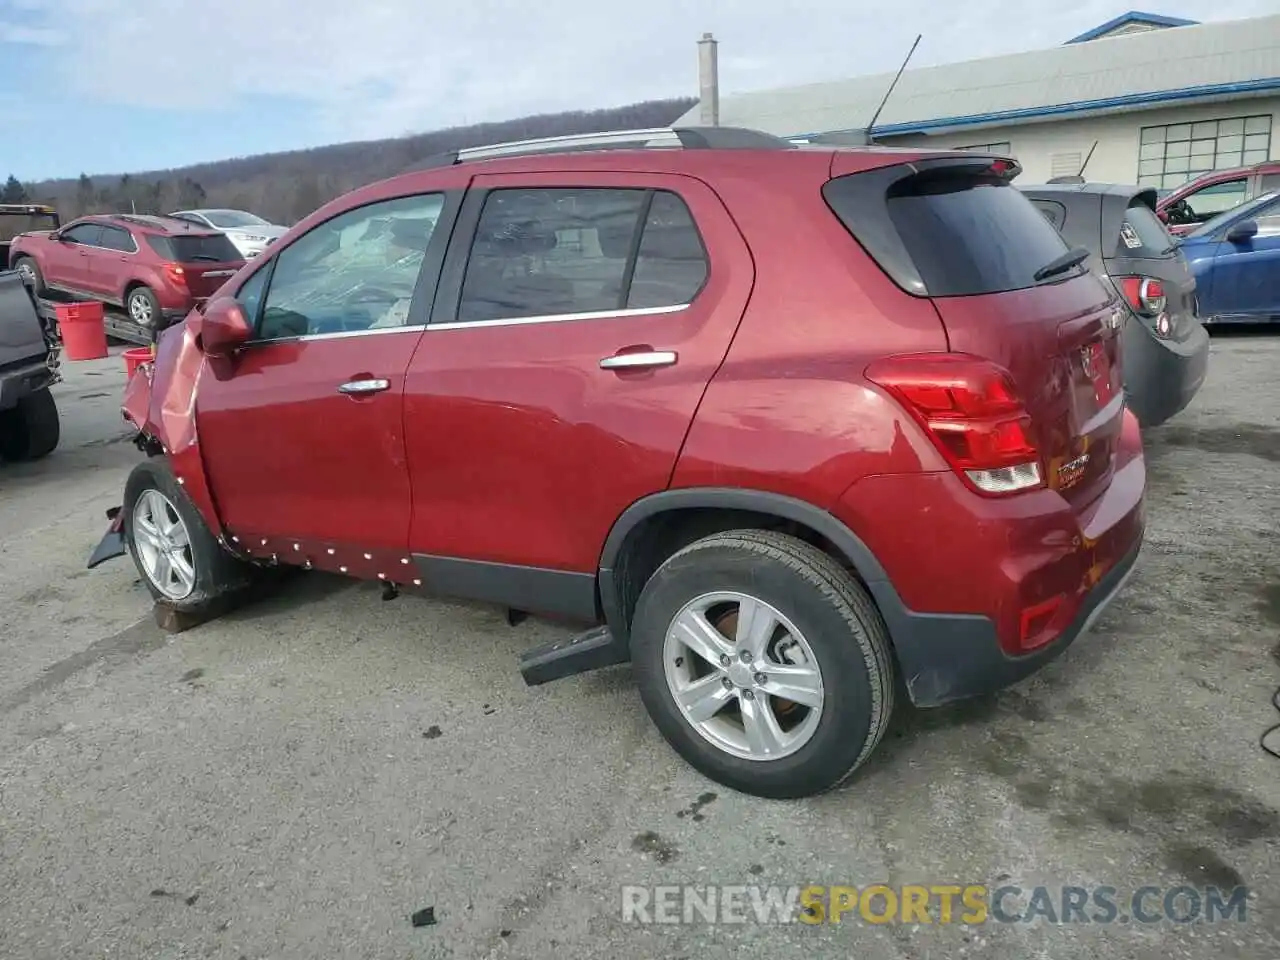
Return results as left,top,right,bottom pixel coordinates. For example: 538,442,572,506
89,128,1145,799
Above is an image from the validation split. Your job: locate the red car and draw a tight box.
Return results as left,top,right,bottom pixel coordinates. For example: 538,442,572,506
9,213,245,329
1157,162,1280,236
88,128,1146,799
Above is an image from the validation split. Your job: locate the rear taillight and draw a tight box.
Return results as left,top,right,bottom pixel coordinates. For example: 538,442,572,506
866,353,1044,496
1119,277,1167,317
163,263,187,286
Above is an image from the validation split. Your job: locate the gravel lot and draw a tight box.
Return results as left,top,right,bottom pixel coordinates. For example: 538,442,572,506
1,334,1278,960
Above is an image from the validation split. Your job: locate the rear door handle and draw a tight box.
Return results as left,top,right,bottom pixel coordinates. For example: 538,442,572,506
337,378,390,395
598,350,678,371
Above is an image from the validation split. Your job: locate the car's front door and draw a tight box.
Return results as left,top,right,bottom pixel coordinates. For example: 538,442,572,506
46,222,101,291
193,190,459,568
401,172,755,618
1204,194,1280,322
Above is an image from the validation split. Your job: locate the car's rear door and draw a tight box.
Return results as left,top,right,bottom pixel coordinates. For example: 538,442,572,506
193,189,460,570
401,170,754,618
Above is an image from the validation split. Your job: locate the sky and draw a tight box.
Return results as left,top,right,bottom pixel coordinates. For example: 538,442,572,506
0,0,1274,181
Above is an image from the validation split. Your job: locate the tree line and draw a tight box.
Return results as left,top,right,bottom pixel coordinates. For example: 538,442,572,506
6,97,696,226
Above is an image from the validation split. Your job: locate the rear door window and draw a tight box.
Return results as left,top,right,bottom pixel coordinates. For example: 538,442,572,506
454,187,709,323
825,169,1073,297
1118,203,1175,258
99,225,138,253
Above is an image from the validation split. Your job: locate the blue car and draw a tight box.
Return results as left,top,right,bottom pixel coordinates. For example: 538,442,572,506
1178,190,1280,325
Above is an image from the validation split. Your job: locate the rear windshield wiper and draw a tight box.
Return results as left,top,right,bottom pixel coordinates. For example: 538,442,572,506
187,254,222,261
1034,246,1090,282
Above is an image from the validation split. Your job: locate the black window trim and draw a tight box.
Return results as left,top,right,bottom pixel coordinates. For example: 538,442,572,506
233,188,464,346
427,184,708,331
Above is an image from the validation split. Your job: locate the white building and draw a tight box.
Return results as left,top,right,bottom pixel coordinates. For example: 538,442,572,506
676,12,1280,191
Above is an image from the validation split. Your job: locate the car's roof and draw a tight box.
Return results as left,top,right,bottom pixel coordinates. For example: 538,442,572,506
1019,181,1155,201
87,213,221,235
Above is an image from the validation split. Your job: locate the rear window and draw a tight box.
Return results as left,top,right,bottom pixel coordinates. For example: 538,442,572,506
146,233,242,262
824,167,1075,298
1118,203,1174,257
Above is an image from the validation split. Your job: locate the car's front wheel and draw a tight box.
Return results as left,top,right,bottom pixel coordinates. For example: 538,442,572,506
123,459,252,611
630,529,895,799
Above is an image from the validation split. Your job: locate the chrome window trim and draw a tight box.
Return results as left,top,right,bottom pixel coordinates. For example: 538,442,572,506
242,302,691,346
246,324,429,347
428,302,689,332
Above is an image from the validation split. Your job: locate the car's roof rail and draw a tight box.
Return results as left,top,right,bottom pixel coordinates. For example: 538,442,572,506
400,126,795,172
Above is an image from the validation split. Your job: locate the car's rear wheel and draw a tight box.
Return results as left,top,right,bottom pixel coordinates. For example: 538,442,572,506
123,458,252,611
13,257,44,295
630,529,895,799
0,387,60,461
125,286,160,328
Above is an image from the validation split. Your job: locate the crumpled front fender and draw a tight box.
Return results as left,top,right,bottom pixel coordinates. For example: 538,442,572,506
123,320,224,536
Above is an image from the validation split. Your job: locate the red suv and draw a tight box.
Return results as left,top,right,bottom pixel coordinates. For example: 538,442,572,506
9,213,245,329
1157,161,1280,235
88,128,1146,799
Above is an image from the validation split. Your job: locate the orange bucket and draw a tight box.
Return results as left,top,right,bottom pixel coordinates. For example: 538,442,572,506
123,347,152,379
56,301,108,360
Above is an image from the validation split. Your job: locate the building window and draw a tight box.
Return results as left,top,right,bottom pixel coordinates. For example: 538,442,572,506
955,141,1012,154
1138,115,1272,189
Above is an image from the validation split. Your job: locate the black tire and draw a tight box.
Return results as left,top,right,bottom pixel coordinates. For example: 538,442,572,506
0,387,60,461
125,285,161,329
122,458,252,611
630,529,895,799
12,256,44,295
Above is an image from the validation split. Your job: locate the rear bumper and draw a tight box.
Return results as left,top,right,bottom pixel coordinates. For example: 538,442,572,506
879,536,1141,707
831,410,1147,707
1122,315,1209,427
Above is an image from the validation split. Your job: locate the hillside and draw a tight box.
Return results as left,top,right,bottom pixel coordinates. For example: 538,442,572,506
6,97,697,226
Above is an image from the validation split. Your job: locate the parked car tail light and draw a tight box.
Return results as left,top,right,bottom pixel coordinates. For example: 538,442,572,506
866,353,1044,496
1118,277,1167,317
163,263,187,286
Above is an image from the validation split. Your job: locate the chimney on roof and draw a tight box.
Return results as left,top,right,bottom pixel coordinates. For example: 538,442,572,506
697,32,720,127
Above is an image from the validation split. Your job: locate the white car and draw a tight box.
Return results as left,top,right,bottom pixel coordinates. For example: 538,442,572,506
167,209,288,259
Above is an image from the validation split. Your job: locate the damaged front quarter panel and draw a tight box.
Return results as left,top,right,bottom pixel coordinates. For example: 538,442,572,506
89,318,226,569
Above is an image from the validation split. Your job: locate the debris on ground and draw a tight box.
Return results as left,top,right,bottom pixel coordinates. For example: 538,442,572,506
411,906,437,928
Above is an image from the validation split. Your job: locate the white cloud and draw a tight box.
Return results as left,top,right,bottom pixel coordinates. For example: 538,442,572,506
34,0,1280,140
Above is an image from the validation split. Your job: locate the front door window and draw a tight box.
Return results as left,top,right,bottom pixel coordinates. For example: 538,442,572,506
256,194,445,340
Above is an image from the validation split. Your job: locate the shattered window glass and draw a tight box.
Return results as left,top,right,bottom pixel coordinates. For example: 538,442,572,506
257,193,443,340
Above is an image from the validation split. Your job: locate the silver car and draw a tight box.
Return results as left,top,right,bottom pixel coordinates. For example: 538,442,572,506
167,209,287,259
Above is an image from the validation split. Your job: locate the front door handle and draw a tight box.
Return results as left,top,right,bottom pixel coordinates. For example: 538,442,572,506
598,350,678,371
337,378,390,395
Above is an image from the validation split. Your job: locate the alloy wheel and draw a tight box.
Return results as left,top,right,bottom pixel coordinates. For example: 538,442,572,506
663,591,824,761
132,489,196,600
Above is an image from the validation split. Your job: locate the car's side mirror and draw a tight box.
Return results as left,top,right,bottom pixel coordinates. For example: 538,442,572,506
198,296,252,357
1226,219,1258,244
